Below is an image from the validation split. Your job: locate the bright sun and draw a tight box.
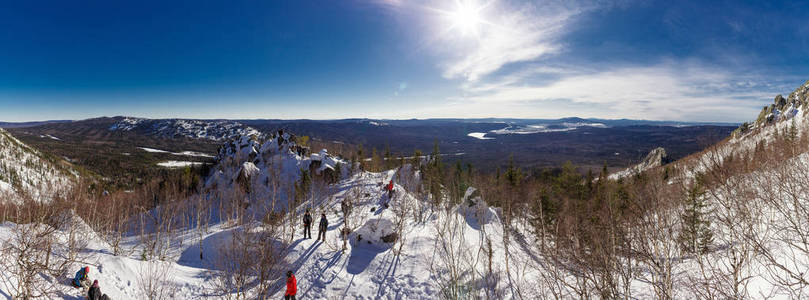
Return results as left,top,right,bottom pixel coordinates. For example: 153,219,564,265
448,1,484,36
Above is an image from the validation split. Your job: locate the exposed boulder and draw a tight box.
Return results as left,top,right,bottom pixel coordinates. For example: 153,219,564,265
235,162,259,193
608,147,669,180
643,147,670,167
776,94,787,107
350,218,397,250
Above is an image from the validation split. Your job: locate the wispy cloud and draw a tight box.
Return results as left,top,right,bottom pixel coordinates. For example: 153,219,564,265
450,62,789,122
435,1,584,82
374,0,801,122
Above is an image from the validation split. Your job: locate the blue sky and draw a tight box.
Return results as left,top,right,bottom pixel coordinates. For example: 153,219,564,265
0,0,807,122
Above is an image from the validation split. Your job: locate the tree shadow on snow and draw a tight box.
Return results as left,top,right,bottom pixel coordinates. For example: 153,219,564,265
55,290,83,300
346,245,384,275
300,251,345,299
177,228,236,270
291,242,322,274
374,251,402,298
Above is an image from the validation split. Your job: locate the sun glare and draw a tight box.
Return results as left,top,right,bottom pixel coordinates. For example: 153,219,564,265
450,3,482,35
441,0,490,37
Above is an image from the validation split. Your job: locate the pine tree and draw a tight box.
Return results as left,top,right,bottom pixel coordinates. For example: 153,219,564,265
600,162,609,180
384,144,393,170
430,141,443,175
452,161,470,204
678,183,713,254
504,155,523,187
333,162,342,183
788,118,798,143
371,148,382,172
295,168,312,203
356,146,364,171
411,149,423,170
427,142,444,206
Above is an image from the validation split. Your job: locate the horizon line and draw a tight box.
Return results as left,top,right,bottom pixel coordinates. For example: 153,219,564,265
0,115,742,125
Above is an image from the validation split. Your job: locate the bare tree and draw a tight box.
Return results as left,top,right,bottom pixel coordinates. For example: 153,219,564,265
629,176,680,300
747,138,809,298
0,197,81,299
688,145,758,299
137,260,176,300
430,207,477,299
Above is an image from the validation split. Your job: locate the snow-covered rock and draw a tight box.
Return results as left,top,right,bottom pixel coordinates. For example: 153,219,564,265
204,131,349,212
350,217,398,250
734,79,809,138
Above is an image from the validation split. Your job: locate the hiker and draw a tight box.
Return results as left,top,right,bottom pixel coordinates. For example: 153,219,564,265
285,271,297,300
341,200,352,222
88,280,111,300
72,266,91,289
341,227,350,251
318,213,328,241
303,209,312,239
385,180,394,199
87,279,100,300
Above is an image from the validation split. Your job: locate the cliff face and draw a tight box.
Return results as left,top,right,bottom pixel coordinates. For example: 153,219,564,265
608,147,669,180
734,80,809,138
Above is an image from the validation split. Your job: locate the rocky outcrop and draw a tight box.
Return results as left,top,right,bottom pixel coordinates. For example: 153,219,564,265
734,80,809,138
204,131,348,213
608,147,669,180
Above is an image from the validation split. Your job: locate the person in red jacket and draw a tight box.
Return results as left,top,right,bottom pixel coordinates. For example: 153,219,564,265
385,180,394,199
285,270,297,300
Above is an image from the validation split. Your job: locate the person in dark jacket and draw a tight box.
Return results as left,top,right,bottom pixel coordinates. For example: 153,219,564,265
285,271,297,300
302,209,313,239
318,214,328,241
87,280,101,300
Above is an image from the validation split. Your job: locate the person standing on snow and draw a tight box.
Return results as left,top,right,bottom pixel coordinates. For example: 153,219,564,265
302,209,313,239
340,200,352,251
318,213,328,242
385,180,394,199
285,270,297,300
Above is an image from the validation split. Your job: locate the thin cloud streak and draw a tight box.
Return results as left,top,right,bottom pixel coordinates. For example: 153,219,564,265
436,1,584,82
449,63,786,122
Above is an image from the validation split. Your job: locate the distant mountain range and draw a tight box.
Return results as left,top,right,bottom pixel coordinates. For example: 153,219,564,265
0,116,738,129
0,120,72,128
3,116,737,179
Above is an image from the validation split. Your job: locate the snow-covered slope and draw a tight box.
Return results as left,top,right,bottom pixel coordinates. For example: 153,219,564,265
267,170,540,299
672,79,809,183
4,81,809,299
0,167,539,299
0,128,74,202
0,129,544,299
610,79,809,182
109,117,264,141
